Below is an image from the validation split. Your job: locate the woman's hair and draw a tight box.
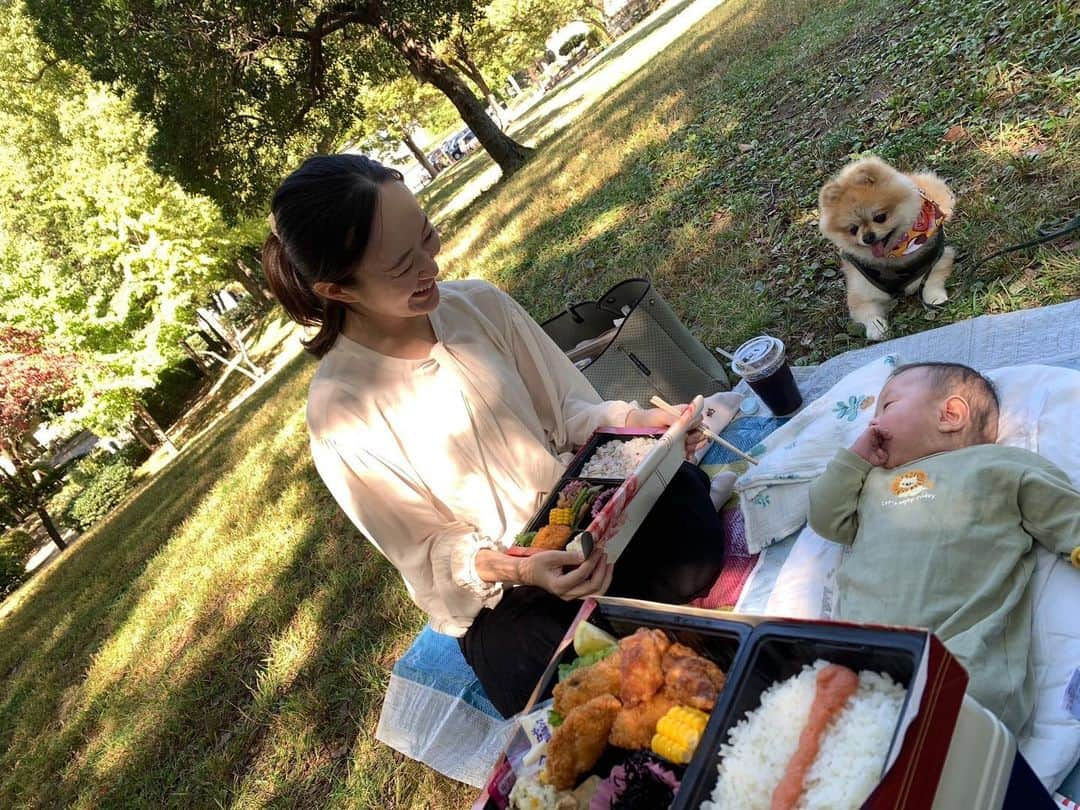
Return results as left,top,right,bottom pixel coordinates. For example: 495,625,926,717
262,154,403,358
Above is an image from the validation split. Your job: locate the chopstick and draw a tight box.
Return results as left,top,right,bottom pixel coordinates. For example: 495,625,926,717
649,395,759,466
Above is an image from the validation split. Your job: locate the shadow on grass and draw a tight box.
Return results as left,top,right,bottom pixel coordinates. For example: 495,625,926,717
0,352,472,808
556,0,699,92
435,0,1077,361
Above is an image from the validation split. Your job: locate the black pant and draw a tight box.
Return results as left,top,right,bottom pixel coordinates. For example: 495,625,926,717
459,462,724,718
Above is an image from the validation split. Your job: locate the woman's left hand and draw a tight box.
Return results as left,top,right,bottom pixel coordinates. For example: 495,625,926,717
625,405,707,460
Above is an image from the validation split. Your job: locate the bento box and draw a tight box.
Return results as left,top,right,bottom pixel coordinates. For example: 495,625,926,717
473,598,750,809
509,396,703,563
475,601,972,810
677,617,967,810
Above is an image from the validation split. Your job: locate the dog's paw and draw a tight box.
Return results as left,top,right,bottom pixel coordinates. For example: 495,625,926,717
864,316,889,341
922,285,948,306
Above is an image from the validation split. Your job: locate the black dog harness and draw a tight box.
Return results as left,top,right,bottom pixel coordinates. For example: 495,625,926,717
842,227,946,296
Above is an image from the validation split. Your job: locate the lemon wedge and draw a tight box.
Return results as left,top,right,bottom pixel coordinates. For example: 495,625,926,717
573,621,617,657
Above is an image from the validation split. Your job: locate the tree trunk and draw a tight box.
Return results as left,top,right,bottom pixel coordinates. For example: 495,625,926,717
129,420,155,452
133,401,177,454
230,258,274,304
450,64,503,127
180,339,210,375
372,16,532,177
197,327,231,356
35,504,66,551
449,42,504,128
402,131,439,179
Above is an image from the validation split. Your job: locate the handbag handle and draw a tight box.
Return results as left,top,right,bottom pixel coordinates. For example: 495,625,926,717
566,302,586,324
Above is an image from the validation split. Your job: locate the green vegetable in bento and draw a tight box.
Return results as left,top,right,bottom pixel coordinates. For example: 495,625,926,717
548,710,564,728
557,644,617,682
515,531,537,547
570,485,603,527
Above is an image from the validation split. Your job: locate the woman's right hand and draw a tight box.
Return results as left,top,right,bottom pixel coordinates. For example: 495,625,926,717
518,548,613,600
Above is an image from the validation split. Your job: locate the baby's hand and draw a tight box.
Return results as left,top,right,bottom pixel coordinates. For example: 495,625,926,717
850,426,890,466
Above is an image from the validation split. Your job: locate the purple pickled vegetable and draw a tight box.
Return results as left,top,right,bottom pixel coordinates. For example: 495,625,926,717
558,479,587,506
591,488,615,517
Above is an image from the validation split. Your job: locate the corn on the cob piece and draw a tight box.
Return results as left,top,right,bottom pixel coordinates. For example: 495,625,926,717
651,705,709,764
548,507,574,526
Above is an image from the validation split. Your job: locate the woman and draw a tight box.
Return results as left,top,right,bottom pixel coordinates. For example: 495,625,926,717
263,154,725,716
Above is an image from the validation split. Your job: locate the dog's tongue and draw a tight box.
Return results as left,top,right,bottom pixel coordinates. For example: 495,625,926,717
871,241,886,258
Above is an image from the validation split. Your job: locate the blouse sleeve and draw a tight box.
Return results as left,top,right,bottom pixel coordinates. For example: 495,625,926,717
498,290,637,452
310,434,503,629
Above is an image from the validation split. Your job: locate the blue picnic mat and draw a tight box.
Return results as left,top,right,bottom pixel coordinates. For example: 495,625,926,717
391,625,502,718
700,415,789,467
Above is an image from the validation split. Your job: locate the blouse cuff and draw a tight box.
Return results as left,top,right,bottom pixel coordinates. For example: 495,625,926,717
450,533,504,600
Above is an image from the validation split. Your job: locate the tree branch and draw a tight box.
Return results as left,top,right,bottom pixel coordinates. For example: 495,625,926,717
20,57,60,84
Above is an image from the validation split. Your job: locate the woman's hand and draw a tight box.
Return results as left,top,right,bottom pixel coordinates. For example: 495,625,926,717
518,548,614,601
625,405,707,459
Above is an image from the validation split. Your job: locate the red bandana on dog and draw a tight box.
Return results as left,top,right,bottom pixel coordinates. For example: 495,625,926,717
873,194,946,259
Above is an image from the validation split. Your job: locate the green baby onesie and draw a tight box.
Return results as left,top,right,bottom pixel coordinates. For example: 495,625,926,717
809,444,1080,733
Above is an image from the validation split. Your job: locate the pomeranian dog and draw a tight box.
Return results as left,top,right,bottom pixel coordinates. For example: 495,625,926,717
818,156,956,340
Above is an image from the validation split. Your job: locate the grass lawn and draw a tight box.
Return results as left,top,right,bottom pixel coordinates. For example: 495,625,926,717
0,0,1076,807
427,0,1078,363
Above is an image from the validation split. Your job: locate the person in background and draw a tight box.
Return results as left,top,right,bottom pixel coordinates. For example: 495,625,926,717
262,154,727,717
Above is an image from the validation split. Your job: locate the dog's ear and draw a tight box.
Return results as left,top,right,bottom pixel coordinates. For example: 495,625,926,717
854,169,877,185
820,182,843,205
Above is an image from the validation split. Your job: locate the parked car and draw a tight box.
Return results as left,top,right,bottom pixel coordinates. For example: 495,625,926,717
444,128,480,161
458,128,479,154
427,147,453,171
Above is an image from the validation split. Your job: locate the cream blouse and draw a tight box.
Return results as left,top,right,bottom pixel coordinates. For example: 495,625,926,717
307,280,636,635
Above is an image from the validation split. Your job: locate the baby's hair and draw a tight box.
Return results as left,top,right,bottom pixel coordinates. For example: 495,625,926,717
890,362,999,442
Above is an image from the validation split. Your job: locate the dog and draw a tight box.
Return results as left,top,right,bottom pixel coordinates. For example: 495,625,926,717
818,156,956,340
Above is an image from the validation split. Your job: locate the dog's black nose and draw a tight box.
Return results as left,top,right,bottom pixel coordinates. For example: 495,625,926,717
862,231,877,245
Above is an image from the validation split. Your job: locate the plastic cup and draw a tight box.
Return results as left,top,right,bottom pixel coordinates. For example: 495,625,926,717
730,336,803,416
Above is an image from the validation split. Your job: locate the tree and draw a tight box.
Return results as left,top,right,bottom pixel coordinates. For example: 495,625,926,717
353,75,460,178
448,0,610,99
0,327,78,550
25,0,535,220
0,2,247,438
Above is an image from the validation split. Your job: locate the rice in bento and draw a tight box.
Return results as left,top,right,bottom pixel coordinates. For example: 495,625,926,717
580,438,660,479
701,659,905,810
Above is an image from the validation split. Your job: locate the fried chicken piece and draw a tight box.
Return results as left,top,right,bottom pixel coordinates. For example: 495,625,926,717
609,692,676,749
533,524,573,550
662,643,727,711
545,694,622,790
618,628,670,705
553,651,622,715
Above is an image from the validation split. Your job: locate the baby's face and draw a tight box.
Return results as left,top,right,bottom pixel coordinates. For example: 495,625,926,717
870,370,943,468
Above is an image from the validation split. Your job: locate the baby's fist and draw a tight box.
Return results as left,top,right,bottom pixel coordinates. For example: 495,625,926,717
850,426,889,467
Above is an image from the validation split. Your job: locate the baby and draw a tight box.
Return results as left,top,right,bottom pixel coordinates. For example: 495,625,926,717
809,361,1080,733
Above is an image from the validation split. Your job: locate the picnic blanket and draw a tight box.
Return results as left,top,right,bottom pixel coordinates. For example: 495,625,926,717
377,300,1080,790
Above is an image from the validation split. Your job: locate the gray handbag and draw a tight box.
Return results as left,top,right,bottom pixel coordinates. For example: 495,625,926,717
541,278,730,404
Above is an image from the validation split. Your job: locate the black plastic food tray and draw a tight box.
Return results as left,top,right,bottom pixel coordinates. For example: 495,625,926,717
672,620,927,810
525,478,618,533
522,430,666,534
484,602,752,810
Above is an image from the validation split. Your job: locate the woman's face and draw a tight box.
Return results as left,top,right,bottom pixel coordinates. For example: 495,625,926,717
347,181,442,320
